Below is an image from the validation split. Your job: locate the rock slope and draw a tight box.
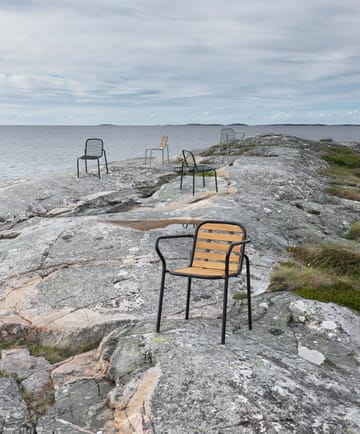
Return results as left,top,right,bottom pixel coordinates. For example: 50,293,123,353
0,135,359,433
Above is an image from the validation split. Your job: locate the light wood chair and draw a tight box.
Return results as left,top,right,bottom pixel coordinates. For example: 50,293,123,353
155,220,252,344
144,135,169,166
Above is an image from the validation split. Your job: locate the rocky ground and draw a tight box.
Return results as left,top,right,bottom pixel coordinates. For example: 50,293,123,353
0,135,359,433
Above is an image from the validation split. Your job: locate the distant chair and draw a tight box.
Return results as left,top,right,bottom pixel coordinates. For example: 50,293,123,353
144,135,169,166
220,128,245,147
77,138,108,178
180,149,218,195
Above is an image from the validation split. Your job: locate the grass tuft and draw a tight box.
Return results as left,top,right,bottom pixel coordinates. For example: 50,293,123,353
344,220,360,241
270,243,360,312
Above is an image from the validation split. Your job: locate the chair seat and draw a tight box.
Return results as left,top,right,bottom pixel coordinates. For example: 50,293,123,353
79,155,99,160
171,266,237,278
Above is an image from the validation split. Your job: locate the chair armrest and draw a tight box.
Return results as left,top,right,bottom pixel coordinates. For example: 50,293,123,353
155,234,194,268
225,239,251,273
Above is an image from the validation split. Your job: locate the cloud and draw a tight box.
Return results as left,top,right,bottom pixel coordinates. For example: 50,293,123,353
0,0,359,124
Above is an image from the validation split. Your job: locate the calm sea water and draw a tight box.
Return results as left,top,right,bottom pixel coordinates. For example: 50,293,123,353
0,124,359,180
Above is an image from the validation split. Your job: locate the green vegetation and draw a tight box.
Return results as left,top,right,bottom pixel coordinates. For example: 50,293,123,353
28,342,98,364
344,220,360,241
0,333,99,364
318,144,360,201
201,143,253,156
269,243,360,312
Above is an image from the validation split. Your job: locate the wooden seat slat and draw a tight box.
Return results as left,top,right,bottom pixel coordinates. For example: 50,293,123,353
194,251,240,262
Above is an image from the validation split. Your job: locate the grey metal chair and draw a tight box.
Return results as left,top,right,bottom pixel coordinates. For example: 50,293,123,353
155,220,252,344
77,138,108,178
220,128,245,148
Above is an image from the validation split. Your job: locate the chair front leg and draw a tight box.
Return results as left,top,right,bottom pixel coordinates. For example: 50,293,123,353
185,277,192,319
202,170,206,188
76,158,80,178
97,159,101,178
244,254,252,330
221,276,229,344
156,268,167,332
214,169,218,192
85,159,88,173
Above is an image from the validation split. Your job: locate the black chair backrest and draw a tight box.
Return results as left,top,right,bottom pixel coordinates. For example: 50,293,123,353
182,150,198,170
85,138,104,157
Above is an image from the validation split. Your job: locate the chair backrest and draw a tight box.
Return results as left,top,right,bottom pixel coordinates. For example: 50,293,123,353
220,128,236,144
159,135,168,150
85,138,104,157
191,221,246,274
182,150,198,169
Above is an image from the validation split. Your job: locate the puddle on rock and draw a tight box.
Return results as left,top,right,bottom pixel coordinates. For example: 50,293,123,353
102,218,202,231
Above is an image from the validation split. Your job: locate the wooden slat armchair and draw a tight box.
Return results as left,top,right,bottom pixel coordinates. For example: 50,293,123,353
144,135,169,166
155,220,252,344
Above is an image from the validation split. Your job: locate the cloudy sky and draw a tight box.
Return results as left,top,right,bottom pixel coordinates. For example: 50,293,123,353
1,0,360,125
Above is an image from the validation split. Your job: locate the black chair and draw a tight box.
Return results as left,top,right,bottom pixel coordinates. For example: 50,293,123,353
180,150,218,195
77,138,109,178
155,220,252,344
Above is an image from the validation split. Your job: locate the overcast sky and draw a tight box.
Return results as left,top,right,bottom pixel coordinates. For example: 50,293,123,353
1,0,360,125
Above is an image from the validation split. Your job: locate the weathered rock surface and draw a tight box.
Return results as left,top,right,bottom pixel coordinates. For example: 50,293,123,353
0,135,359,433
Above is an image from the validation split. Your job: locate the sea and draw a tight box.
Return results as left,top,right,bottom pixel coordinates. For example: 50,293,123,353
0,124,359,180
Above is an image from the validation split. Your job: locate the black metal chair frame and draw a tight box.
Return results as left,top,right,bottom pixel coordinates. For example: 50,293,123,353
77,138,109,179
144,135,170,166
180,150,218,195
155,220,252,344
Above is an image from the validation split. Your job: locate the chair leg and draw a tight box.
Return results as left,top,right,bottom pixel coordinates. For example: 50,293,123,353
104,150,109,174
161,149,164,166
244,254,252,330
166,145,169,162
214,170,218,192
185,277,192,319
180,168,184,190
76,159,80,178
221,277,229,344
97,159,100,178
156,269,166,332
85,159,88,173
144,149,148,164
192,172,195,195
202,171,206,188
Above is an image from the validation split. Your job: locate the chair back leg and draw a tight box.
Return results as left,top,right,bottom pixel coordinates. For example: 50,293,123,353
104,150,109,173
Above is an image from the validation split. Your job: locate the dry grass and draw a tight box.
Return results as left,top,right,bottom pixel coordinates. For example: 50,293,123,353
269,243,360,312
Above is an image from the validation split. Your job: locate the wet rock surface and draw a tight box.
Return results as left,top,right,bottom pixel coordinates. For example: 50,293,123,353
0,135,359,433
